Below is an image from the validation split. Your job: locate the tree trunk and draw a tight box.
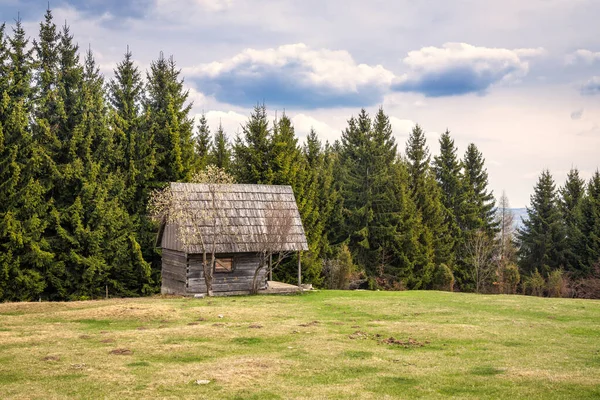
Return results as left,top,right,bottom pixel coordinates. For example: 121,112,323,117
203,251,213,297
251,259,266,295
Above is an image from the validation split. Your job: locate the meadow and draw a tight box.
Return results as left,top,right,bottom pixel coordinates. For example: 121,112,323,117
0,291,599,399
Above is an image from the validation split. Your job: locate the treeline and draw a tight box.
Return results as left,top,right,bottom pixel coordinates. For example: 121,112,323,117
1,11,599,301
517,169,600,298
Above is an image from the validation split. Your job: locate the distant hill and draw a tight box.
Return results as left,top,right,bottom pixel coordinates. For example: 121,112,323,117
510,208,528,231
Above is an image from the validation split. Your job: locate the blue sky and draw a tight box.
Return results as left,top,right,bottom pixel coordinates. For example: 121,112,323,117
2,0,599,207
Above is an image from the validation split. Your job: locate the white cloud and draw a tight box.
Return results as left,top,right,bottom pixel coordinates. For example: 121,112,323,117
393,43,545,96
191,43,394,91
565,49,600,65
184,43,395,108
291,113,339,143
389,117,416,137
203,110,248,137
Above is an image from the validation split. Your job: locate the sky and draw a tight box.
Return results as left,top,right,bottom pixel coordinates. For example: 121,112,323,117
2,0,599,207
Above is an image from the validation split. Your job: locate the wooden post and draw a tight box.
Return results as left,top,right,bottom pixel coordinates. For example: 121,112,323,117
297,251,302,288
269,253,273,281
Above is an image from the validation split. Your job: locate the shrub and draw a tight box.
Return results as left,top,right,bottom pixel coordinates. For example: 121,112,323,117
525,269,545,296
323,244,356,290
497,263,520,294
570,263,600,299
432,264,454,292
547,269,568,298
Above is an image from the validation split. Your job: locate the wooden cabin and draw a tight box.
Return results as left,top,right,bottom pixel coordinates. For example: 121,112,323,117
156,183,308,296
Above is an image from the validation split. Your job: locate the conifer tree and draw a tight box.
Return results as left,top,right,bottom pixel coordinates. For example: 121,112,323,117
517,170,567,275
145,53,195,183
210,122,231,171
0,23,9,152
559,168,585,273
194,112,211,172
270,113,304,187
108,48,154,211
269,115,323,284
301,129,333,260
579,171,600,275
339,108,423,286
31,7,61,183
462,143,498,234
0,18,53,300
433,130,465,233
405,125,452,280
339,109,377,270
233,103,272,183
56,23,83,146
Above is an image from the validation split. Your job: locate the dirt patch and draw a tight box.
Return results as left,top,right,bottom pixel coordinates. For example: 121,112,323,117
348,331,370,340
351,325,360,329
100,338,115,343
137,326,148,330
380,337,427,348
299,321,319,327
110,348,133,355
42,355,60,361
212,323,225,327
187,322,199,326
249,324,262,329
79,335,91,339
197,317,205,321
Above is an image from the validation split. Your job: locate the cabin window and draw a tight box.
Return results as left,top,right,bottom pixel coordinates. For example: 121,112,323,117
214,257,234,273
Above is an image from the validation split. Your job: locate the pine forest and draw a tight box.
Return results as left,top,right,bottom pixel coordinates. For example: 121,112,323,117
1,11,599,301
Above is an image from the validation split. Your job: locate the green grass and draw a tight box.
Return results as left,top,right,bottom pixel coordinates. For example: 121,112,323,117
0,291,599,399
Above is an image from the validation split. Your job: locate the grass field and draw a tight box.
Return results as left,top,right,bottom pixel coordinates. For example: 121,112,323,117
0,291,599,399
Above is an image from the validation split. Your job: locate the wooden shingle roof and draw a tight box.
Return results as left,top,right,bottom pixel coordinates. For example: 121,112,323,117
158,183,309,254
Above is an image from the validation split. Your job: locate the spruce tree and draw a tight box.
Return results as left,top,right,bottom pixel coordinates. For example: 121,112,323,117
405,125,452,281
339,109,377,270
0,18,53,300
108,49,158,289
210,122,231,171
340,108,423,287
270,113,304,187
194,112,211,172
233,103,272,184
559,168,585,273
108,48,154,211
301,129,328,259
145,53,195,183
579,171,600,275
56,23,83,146
32,7,61,184
517,170,567,275
462,143,498,233
433,130,465,233
0,23,8,151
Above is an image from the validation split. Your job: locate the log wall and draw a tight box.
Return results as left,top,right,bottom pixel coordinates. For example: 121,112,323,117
160,251,268,295
187,253,267,295
161,249,187,294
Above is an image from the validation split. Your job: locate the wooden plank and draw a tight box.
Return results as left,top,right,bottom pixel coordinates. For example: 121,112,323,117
162,270,186,283
161,278,186,295
187,281,262,292
162,261,186,272
163,258,188,269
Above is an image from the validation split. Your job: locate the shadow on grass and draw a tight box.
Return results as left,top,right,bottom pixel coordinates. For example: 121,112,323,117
470,366,505,376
